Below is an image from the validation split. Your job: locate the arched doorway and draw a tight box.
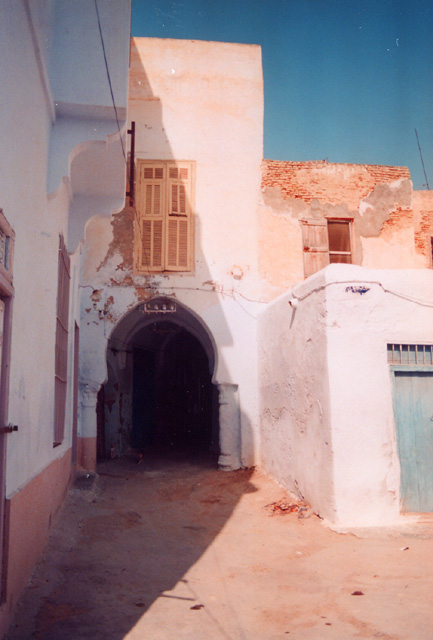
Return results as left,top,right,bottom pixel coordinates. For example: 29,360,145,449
98,298,219,462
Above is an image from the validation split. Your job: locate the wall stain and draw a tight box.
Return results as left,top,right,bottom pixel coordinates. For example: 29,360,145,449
97,205,134,276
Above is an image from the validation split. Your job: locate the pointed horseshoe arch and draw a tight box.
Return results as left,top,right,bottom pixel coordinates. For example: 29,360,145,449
97,297,219,461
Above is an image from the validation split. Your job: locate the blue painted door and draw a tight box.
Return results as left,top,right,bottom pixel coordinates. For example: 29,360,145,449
393,371,433,512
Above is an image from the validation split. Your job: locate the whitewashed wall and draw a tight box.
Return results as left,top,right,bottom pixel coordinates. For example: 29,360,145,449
259,264,433,526
1,0,130,495
326,266,433,525
258,270,335,520
1,1,66,494
79,38,264,467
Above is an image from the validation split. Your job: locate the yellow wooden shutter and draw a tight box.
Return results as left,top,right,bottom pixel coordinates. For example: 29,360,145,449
135,162,165,271
301,220,329,278
165,163,192,271
141,219,163,269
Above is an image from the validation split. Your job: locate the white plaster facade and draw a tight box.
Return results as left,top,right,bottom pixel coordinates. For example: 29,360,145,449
259,264,433,526
0,1,130,632
1,20,431,633
77,36,433,527
79,38,265,470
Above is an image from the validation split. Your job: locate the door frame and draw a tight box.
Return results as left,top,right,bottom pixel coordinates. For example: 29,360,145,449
0,209,15,600
71,323,79,465
390,363,433,514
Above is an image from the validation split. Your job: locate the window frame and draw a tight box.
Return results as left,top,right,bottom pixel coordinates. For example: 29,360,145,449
0,210,14,292
53,233,71,447
327,218,353,264
301,217,353,278
134,160,195,274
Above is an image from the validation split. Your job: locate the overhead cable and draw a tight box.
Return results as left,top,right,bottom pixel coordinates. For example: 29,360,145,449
94,0,127,163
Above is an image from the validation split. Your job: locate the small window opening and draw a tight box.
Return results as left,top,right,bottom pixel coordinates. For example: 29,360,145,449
328,220,352,264
387,343,433,365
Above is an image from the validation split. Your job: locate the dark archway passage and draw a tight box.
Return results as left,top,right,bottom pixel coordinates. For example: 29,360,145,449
132,323,218,455
100,300,219,462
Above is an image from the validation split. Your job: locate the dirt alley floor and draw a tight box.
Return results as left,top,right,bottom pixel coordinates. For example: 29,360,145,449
4,453,433,640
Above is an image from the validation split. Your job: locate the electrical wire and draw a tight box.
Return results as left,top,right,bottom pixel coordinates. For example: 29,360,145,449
92,6,433,316
80,278,267,324
292,279,433,308
231,289,268,304
82,272,433,325
94,0,126,163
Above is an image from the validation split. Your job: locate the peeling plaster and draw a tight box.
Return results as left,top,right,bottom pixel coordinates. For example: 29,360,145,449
260,176,417,281
357,179,412,238
262,187,309,219
97,205,134,275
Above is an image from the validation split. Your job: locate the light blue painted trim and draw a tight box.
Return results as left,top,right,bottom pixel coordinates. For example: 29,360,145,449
390,365,433,373
390,367,433,513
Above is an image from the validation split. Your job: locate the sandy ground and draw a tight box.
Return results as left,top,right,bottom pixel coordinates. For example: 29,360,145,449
5,454,433,640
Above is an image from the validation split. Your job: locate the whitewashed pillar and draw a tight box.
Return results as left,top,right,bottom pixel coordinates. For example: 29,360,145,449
79,382,99,436
218,383,242,471
77,382,100,470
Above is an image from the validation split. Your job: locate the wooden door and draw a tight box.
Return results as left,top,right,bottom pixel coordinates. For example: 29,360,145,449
393,371,433,512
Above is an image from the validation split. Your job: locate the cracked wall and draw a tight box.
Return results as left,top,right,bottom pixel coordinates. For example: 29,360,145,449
78,37,265,469
413,190,433,265
258,274,335,522
258,264,433,526
259,160,429,292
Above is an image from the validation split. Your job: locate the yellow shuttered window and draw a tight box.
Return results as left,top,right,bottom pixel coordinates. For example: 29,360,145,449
134,161,194,273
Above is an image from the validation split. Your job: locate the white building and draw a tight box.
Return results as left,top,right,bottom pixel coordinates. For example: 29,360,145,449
79,37,433,529
78,38,265,472
0,1,130,633
1,23,432,634
259,265,433,526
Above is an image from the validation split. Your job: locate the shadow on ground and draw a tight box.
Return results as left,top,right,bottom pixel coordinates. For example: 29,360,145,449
5,453,256,640
6,453,433,639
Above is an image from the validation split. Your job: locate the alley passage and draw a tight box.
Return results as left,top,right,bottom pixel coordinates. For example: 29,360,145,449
5,454,433,640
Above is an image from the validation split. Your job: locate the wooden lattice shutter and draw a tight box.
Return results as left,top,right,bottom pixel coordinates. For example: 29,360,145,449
135,162,165,271
166,164,192,271
301,220,329,278
54,234,70,446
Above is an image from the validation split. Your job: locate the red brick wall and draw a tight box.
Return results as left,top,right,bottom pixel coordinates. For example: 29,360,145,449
261,159,411,209
381,206,414,233
412,191,433,263
415,209,433,259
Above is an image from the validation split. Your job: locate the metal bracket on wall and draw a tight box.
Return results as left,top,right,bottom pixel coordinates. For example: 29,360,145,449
126,121,136,206
0,424,18,434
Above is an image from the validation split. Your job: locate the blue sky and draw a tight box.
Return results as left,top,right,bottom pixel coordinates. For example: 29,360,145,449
132,0,433,189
